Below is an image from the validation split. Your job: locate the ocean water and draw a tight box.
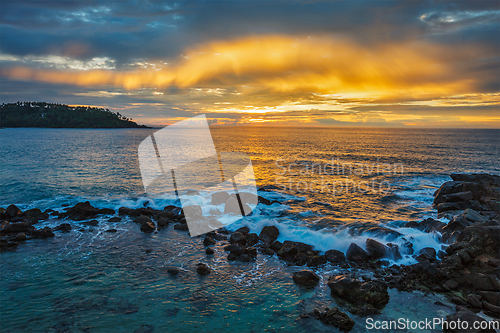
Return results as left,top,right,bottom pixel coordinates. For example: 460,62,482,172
1,127,499,332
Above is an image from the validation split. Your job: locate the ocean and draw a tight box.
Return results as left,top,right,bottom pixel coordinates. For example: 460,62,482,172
1,127,499,332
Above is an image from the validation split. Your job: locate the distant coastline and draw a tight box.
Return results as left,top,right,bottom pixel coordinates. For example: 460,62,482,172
0,102,150,128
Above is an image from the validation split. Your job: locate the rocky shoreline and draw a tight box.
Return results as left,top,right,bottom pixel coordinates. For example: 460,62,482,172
1,173,499,332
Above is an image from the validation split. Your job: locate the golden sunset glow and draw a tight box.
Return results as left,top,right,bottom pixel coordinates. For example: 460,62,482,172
1,2,498,128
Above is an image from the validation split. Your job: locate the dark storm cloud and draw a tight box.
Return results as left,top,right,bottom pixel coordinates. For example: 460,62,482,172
2,0,498,62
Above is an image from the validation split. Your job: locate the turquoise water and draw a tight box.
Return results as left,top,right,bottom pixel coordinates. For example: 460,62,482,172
1,127,498,332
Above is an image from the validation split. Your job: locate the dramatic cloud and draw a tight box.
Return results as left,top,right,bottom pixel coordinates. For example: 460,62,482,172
0,0,498,127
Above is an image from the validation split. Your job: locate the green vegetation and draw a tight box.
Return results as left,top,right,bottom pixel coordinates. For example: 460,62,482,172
0,102,149,128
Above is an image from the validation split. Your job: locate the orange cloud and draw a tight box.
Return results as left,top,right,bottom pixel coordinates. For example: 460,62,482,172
1,35,478,99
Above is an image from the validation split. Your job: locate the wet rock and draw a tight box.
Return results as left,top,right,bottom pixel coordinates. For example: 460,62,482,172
258,196,280,206
346,243,370,263
291,253,308,266
467,294,483,308
478,291,500,307
443,279,459,291
246,233,260,246
134,324,154,333
66,201,98,220
4,204,22,219
196,263,211,275
54,223,72,232
203,236,216,246
259,225,279,245
211,191,230,205
405,218,446,233
270,240,283,251
462,208,488,223
23,208,48,222
229,232,246,245
157,217,168,228
443,308,496,333
14,233,26,241
306,255,327,267
206,247,214,255
327,275,389,315
224,243,243,252
118,207,134,215
235,226,250,235
0,221,11,233
325,249,346,264
416,247,436,261
173,223,189,231
140,221,156,233
277,242,298,258
97,208,115,215
293,270,320,287
81,220,99,226
167,267,179,276
442,191,474,202
365,239,388,259
482,302,500,318
311,307,355,332
470,273,500,292
135,215,152,224
436,201,470,213
348,224,403,240
29,227,54,239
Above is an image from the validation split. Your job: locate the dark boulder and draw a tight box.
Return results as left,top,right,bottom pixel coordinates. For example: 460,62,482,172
293,270,320,287
327,275,390,315
135,215,152,224
346,243,370,262
235,226,250,235
23,208,48,222
54,223,72,232
325,249,346,264
229,232,246,245
167,267,180,276
206,247,214,255
405,218,446,233
246,233,260,246
443,308,496,333
29,227,54,239
270,240,283,251
311,307,355,332
157,217,168,228
365,239,388,259
442,191,474,202
140,221,156,233
108,217,122,222
4,204,22,219
196,263,211,275
14,233,27,241
259,226,279,245
277,242,298,258
203,236,216,246
97,208,115,215
307,255,327,267
173,223,189,231
66,201,98,220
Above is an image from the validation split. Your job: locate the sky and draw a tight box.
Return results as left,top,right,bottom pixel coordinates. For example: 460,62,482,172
0,0,499,128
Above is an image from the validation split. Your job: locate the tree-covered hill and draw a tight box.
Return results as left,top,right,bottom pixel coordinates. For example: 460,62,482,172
0,102,149,128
